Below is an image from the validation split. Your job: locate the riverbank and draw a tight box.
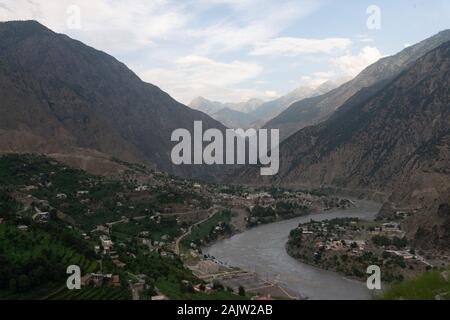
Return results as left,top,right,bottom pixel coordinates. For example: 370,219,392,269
286,217,431,284
203,200,382,300
180,193,357,254
285,204,450,289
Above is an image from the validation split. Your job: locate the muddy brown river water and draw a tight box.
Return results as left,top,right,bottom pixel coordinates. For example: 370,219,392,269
204,200,382,300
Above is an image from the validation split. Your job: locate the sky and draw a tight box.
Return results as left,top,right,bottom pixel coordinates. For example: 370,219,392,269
0,0,449,106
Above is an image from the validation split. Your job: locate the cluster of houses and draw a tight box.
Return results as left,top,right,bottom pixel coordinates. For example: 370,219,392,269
364,222,404,235
211,189,355,217
318,239,367,252
32,208,50,223
299,221,368,255
137,231,171,253
100,235,113,252
295,217,437,275
17,225,29,232
384,250,432,266
81,273,121,288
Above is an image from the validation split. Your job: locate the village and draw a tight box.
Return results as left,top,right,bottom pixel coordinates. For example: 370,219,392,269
0,154,358,300
68,185,352,300
286,215,449,283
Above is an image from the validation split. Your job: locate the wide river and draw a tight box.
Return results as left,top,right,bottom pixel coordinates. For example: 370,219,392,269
204,200,382,300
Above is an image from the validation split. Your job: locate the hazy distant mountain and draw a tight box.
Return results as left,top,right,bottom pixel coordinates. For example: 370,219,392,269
189,97,264,115
190,80,344,129
231,98,265,113
250,79,348,126
0,20,226,178
241,41,450,248
265,30,450,141
189,97,264,129
210,108,258,129
189,97,223,115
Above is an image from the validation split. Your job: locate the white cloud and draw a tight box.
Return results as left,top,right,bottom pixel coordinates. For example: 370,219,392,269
359,38,374,43
355,34,374,43
297,71,341,89
189,0,322,54
0,0,188,53
1,0,373,104
190,23,274,53
300,76,328,88
264,90,280,98
250,37,352,56
140,55,264,103
174,55,262,88
198,0,260,10
313,71,336,79
332,46,383,77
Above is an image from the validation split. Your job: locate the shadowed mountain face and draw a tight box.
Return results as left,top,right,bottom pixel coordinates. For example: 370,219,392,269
0,21,226,178
242,41,450,216
265,30,450,141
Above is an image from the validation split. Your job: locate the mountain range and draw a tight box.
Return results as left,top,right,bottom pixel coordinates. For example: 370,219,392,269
264,30,450,141
240,40,450,249
250,79,348,126
209,108,259,129
0,20,449,249
189,79,345,129
189,96,264,115
0,20,226,178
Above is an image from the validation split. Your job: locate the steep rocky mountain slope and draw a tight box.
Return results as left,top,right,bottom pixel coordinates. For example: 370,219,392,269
241,41,450,248
265,30,450,141
0,20,226,178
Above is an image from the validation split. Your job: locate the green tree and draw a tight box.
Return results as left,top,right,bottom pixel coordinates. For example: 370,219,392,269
8,278,17,292
18,274,30,291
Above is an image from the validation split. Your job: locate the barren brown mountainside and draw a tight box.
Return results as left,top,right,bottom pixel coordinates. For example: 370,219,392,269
0,20,226,178
265,30,450,141
241,41,450,248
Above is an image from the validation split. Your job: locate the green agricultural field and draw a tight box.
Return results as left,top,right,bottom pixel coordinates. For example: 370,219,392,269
47,287,131,300
112,216,181,241
182,210,233,248
377,269,450,300
0,154,242,300
0,222,97,298
156,279,243,300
